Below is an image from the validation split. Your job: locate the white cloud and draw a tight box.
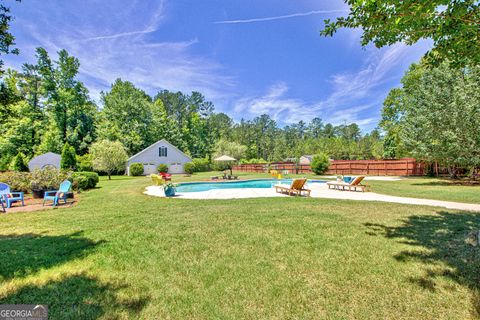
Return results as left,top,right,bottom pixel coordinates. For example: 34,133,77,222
215,10,348,24
12,0,234,102
232,43,426,130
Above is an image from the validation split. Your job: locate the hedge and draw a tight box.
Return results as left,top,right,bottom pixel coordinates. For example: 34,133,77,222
184,162,195,174
311,153,330,175
71,172,99,190
192,158,210,172
129,163,144,176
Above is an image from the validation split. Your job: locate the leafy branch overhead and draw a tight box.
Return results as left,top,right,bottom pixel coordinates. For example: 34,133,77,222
321,0,480,67
0,0,21,74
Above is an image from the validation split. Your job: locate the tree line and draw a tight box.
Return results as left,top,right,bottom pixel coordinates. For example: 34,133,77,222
1,0,478,176
0,47,385,170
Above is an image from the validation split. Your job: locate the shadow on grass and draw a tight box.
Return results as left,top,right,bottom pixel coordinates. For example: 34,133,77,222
0,273,148,319
365,211,480,317
0,231,103,281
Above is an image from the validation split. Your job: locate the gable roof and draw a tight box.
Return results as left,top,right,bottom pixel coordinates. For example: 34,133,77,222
127,139,192,162
301,155,314,160
28,152,61,165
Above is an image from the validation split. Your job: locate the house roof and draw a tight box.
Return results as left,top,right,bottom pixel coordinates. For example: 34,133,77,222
28,152,61,165
301,155,314,160
127,139,192,162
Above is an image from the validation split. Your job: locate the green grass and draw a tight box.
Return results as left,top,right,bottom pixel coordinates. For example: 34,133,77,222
0,176,479,319
367,177,480,204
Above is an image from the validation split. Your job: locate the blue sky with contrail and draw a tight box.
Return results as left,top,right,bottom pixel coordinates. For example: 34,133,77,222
4,0,430,131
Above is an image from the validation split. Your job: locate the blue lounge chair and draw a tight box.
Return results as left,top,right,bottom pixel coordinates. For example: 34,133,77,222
0,183,25,209
43,180,71,207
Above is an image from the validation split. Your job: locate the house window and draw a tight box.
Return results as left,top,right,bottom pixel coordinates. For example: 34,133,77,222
159,146,168,157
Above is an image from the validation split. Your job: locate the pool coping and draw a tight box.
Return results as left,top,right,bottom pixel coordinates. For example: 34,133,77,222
144,183,480,212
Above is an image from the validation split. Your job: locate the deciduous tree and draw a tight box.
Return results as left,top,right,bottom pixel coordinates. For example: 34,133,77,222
321,1,480,67
90,140,128,180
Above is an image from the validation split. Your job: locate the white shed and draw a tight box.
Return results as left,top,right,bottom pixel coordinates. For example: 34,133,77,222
299,155,314,165
126,139,192,175
28,152,61,171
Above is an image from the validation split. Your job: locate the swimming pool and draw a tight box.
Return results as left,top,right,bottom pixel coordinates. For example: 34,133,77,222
176,179,326,193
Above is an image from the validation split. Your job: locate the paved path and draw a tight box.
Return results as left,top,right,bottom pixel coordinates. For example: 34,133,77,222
144,184,480,212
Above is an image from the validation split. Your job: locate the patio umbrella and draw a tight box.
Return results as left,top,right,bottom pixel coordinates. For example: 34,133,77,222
214,155,237,175
214,155,236,162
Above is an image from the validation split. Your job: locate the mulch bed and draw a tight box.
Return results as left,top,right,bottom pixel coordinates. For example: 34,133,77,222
2,195,77,213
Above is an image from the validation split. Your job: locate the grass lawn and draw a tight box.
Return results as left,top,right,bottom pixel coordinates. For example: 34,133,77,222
366,178,480,204
0,176,479,319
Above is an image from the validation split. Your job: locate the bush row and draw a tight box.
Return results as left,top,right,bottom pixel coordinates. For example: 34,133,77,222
184,158,212,174
129,158,212,175
239,158,267,164
129,163,144,176
0,168,99,193
71,172,99,190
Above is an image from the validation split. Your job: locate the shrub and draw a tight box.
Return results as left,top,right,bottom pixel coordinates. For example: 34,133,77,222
212,161,232,172
0,171,31,192
71,171,99,190
76,154,93,172
71,174,88,191
157,164,168,173
61,142,77,170
0,155,12,171
30,167,70,191
129,163,144,176
192,158,210,172
240,158,267,164
11,153,29,172
184,162,195,174
311,153,330,175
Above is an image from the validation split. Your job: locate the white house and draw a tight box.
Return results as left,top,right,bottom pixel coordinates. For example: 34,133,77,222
299,155,314,165
126,139,192,175
28,152,61,171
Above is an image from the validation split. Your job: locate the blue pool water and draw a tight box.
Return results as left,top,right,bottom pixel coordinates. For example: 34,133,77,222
176,179,326,193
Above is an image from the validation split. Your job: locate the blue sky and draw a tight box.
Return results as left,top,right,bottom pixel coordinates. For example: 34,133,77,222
4,0,430,131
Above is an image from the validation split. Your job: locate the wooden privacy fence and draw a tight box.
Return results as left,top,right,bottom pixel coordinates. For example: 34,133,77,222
326,158,424,176
233,163,269,173
233,158,425,176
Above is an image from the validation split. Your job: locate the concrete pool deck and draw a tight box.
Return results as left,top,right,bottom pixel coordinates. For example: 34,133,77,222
144,183,480,212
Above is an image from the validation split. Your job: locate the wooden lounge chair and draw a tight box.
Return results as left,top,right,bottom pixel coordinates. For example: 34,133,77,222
327,176,366,192
275,178,311,197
